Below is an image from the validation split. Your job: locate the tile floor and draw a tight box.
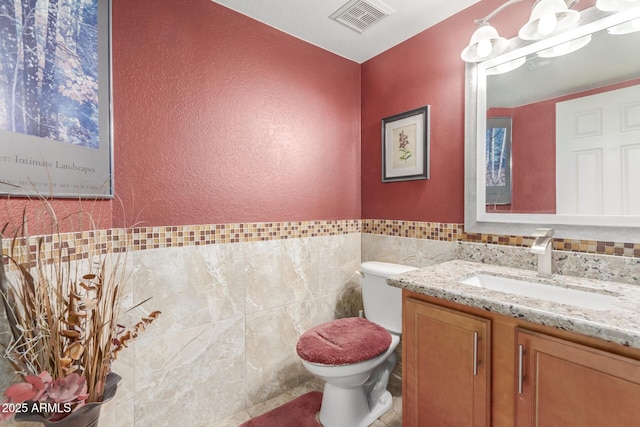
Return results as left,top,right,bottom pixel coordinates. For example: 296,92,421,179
212,376,402,427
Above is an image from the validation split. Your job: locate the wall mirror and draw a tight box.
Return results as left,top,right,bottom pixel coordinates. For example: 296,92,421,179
465,5,640,241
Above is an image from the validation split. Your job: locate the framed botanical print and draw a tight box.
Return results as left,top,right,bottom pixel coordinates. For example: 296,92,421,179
382,105,430,182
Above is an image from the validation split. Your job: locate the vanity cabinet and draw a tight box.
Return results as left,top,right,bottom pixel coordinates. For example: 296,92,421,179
403,297,491,427
403,291,640,427
515,329,640,426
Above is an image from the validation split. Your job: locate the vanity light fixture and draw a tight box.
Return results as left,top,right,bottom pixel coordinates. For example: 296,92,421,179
599,0,640,33
461,0,581,63
596,0,640,12
460,0,525,62
607,16,640,33
518,0,580,40
460,23,509,62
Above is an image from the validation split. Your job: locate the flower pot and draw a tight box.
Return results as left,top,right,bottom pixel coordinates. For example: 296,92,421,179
14,373,121,427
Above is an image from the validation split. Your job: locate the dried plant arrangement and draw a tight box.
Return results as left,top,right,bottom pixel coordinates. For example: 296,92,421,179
0,200,160,422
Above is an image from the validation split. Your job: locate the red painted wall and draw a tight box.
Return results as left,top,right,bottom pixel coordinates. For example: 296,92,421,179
111,0,361,227
0,199,112,236
511,100,557,213
487,104,556,214
360,25,464,223
360,0,560,223
2,0,361,232
361,0,521,222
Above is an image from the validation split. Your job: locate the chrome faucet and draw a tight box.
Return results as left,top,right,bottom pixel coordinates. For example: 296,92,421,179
530,228,554,277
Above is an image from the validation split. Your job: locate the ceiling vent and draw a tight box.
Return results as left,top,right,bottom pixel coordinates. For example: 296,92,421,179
330,0,395,34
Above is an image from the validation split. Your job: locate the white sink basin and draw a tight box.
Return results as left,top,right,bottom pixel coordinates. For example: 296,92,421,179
458,273,617,311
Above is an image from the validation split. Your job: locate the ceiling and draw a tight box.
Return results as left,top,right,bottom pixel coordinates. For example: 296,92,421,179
210,0,481,63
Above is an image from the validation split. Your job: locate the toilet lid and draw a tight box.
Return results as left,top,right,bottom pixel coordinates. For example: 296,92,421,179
296,317,392,365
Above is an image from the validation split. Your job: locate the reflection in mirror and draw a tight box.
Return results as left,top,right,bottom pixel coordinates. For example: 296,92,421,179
483,13,640,216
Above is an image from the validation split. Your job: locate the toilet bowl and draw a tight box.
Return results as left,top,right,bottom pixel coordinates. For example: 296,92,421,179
296,261,417,427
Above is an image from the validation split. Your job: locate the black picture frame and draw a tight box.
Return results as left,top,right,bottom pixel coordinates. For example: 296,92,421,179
382,105,430,182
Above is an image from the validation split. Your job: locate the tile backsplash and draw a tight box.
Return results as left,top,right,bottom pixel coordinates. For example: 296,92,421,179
455,241,640,286
363,219,640,258
363,219,639,285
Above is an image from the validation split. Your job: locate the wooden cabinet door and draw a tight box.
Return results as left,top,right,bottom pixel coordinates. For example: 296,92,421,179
516,328,640,426
403,298,491,427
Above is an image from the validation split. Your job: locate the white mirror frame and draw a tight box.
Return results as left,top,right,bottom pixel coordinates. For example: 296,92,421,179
465,6,640,242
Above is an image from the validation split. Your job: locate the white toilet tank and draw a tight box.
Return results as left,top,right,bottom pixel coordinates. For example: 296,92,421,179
360,261,417,335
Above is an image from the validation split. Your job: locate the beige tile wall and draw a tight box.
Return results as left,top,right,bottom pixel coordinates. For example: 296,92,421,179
2,218,638,427
114,231,362,426
1,221,362,427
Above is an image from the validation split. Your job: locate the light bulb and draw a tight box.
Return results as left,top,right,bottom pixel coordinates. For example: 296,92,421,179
552,41,571,55
607,17,640,34
496,64,508,73
476,38,493,58
496,61,513,73
537,13,558,35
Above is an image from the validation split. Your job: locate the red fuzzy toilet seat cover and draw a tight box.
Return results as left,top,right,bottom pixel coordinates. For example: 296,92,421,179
296,317,392,365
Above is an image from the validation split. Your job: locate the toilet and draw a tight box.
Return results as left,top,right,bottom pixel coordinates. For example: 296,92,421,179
296,261,417,427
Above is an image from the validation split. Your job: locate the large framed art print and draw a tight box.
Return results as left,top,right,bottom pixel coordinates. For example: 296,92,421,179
0,0,113,198
382,105,430,182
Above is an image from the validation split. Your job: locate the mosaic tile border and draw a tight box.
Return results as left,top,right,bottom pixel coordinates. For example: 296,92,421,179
363,219,640,258
1,220,362,268
1,228,129,270
3,218,638,270
126,219,361,251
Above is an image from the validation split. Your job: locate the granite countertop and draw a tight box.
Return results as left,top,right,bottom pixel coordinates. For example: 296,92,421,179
388,259,640,348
